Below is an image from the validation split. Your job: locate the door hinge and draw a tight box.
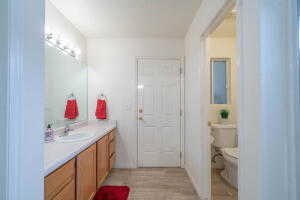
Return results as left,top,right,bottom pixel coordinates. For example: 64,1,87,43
180,109,183,116
179,68,183,74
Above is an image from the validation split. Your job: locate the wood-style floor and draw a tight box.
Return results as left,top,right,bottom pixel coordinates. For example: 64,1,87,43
212,169,238,200
102,168,200,200
102,168,238,200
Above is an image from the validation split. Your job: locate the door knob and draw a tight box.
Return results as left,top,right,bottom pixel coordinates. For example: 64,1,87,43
138,117,143,120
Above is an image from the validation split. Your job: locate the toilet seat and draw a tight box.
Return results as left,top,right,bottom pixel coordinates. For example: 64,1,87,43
222,147,239,159
221,147,239,189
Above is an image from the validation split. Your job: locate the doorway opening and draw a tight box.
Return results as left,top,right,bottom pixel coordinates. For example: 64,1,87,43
205,6,238,200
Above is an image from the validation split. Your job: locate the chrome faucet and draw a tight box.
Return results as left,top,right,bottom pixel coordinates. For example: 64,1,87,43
64,124,74,136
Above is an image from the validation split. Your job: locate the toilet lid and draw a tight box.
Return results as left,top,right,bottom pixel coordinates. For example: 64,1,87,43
223,148,239,159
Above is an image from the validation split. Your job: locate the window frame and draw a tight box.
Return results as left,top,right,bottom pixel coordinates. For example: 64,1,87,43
210,58,231,105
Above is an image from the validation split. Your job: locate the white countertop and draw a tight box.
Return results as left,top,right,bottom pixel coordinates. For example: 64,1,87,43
44,120,117,177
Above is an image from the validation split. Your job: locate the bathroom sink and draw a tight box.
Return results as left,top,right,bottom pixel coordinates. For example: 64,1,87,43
56,132,95,143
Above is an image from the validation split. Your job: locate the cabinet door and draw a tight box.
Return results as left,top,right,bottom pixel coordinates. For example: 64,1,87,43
53,179,75,200
108,129,115,142
97,135,109,188
109,153,116,171
109,139,116,157
76,144,97,200
45,159,75,200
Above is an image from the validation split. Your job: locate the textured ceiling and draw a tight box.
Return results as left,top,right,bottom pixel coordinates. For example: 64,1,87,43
49,0,203,38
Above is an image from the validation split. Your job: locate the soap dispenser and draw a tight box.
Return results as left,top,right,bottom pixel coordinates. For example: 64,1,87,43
44,124,54,143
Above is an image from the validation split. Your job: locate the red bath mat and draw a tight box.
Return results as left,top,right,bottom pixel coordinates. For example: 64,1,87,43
94,186,130,200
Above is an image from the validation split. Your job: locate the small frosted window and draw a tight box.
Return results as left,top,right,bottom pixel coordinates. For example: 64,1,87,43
211,59,230,104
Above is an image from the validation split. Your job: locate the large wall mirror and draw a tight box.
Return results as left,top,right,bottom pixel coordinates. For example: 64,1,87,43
45,45,88,129
210,58,231,104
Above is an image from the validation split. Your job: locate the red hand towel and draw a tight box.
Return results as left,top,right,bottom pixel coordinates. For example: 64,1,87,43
95,99,107,119
64,99,79,119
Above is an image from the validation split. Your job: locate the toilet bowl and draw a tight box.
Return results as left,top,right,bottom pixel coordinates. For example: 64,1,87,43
221,147,238,189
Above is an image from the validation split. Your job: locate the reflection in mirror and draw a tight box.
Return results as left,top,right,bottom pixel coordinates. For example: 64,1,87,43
45,45,88,129
210,58,231,104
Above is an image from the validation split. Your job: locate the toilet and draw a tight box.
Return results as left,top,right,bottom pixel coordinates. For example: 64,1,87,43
221,147,238,189
211,123,238,189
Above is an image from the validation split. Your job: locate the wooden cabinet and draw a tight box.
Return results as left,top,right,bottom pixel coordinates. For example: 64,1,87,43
97,135,109,188
108,138,115,157
44,159,75,200
108,129,116,170
97,129,117,188
44,128,117,200
108,129,115,142
52,179,75,200
76,144,97,200
109,153,116,171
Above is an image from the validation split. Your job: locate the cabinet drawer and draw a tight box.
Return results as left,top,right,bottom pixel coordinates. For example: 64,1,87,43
109,153,116,171
52,179,75,200
108,129,115,142
45,159,75,200
109,139,116,157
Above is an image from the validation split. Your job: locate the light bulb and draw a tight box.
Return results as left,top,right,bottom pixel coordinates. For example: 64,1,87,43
45,26,51,35
74,48,81,56
59,37,68,49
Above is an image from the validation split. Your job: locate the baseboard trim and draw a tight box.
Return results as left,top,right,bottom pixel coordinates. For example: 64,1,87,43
185,164,208,200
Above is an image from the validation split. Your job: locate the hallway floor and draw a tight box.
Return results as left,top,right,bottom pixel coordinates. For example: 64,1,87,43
212,169,238,200
102,168,200,200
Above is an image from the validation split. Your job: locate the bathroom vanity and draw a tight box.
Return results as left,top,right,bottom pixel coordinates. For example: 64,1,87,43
44,121,116,200
44,32,115,200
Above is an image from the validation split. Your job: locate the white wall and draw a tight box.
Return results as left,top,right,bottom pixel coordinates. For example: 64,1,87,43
1,0,45,199
87,38,184,168
0,0,8,198
185,0,299,200
184,0,234,198
45,0,87,62
245,0,298,199
45,0,88,128
207,37,237,123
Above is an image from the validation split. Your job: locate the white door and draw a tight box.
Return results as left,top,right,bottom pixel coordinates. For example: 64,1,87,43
137,58,181,167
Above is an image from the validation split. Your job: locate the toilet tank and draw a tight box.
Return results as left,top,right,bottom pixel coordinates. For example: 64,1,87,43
211,123,237,148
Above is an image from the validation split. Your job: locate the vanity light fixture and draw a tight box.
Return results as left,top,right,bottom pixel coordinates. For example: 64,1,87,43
45,26,82,60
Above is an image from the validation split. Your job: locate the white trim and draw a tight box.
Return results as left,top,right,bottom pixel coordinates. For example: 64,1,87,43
7,0,24,198
135,58,139,168
5,0,45,199
180,56,186,168
235,1,246,199
201,36,212,200
0,1,9,199
286,0,299,198
237,0,298,199
200,1,236,200
135,56,185,168
201,1,236,39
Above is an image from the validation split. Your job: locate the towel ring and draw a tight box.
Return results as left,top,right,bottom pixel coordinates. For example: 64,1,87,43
67,93,76,100
98,93,107,100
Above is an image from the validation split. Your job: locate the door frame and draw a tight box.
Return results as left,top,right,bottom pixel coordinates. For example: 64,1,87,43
200,1,236,199
200,0,299,199
135,56,185,168
1,0,45,199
